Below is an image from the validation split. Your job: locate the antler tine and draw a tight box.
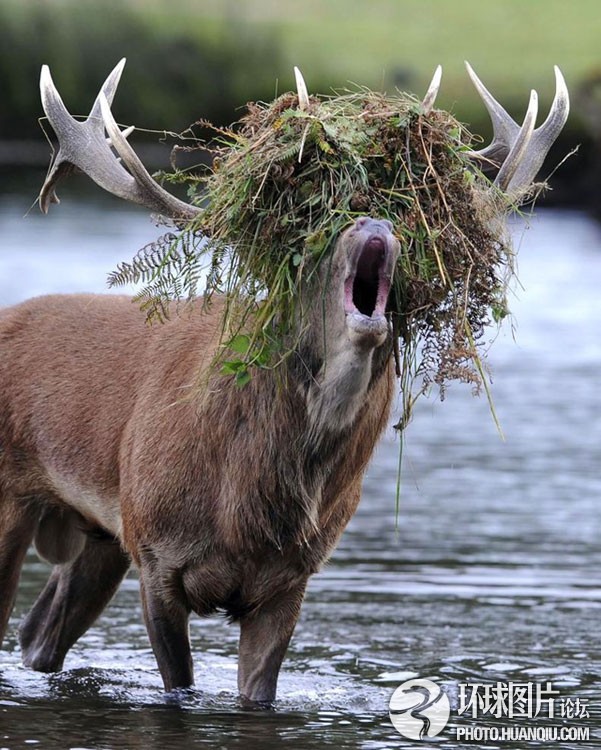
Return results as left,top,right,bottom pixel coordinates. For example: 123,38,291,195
39,60,201,221
503,66,570,194
494,89,538,191
294,66,310,111
421,65,442,114
89,58,127,121
464,61,519,165
40,59,131,213
466,62,570,196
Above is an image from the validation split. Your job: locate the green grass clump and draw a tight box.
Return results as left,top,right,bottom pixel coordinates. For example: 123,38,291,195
110,86,514,425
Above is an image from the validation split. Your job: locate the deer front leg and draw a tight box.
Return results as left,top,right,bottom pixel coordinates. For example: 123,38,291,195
237,580,308,704
139,558,194,692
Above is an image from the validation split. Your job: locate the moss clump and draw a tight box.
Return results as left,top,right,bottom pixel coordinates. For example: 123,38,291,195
110,87,514,425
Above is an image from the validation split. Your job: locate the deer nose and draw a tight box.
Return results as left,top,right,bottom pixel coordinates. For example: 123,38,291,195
354,217,393,234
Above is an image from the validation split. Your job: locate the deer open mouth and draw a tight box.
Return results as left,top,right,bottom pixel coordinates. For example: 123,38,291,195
344,235,392,320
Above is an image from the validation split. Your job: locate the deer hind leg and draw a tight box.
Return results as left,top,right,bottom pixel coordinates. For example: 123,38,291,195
0,495,37,648
19,533,130,672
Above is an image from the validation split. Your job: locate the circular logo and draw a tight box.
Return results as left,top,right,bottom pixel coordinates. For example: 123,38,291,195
389,678,451,740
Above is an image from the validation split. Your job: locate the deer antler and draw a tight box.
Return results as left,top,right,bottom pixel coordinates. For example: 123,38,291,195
294,67,310,111
40,60,315,220
39,58,201,220
465,62,570,194
421,65,442,114
39,58,568,217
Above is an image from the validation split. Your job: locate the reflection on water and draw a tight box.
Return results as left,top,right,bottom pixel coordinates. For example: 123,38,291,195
1,181,601,748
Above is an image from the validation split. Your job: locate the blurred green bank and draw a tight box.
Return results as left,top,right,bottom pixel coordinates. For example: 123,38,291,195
1,0,599,206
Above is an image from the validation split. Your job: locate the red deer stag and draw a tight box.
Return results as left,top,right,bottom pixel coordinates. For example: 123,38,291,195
0,62,568,702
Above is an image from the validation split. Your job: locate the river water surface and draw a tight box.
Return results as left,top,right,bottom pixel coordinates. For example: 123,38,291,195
1,175,601,749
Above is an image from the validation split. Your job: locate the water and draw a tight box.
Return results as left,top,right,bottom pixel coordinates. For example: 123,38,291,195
1,177,601,748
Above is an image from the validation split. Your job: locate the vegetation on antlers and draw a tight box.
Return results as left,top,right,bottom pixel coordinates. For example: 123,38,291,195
109,88,515,425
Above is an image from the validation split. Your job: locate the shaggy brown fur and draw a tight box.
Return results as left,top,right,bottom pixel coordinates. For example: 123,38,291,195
0,218,399,702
